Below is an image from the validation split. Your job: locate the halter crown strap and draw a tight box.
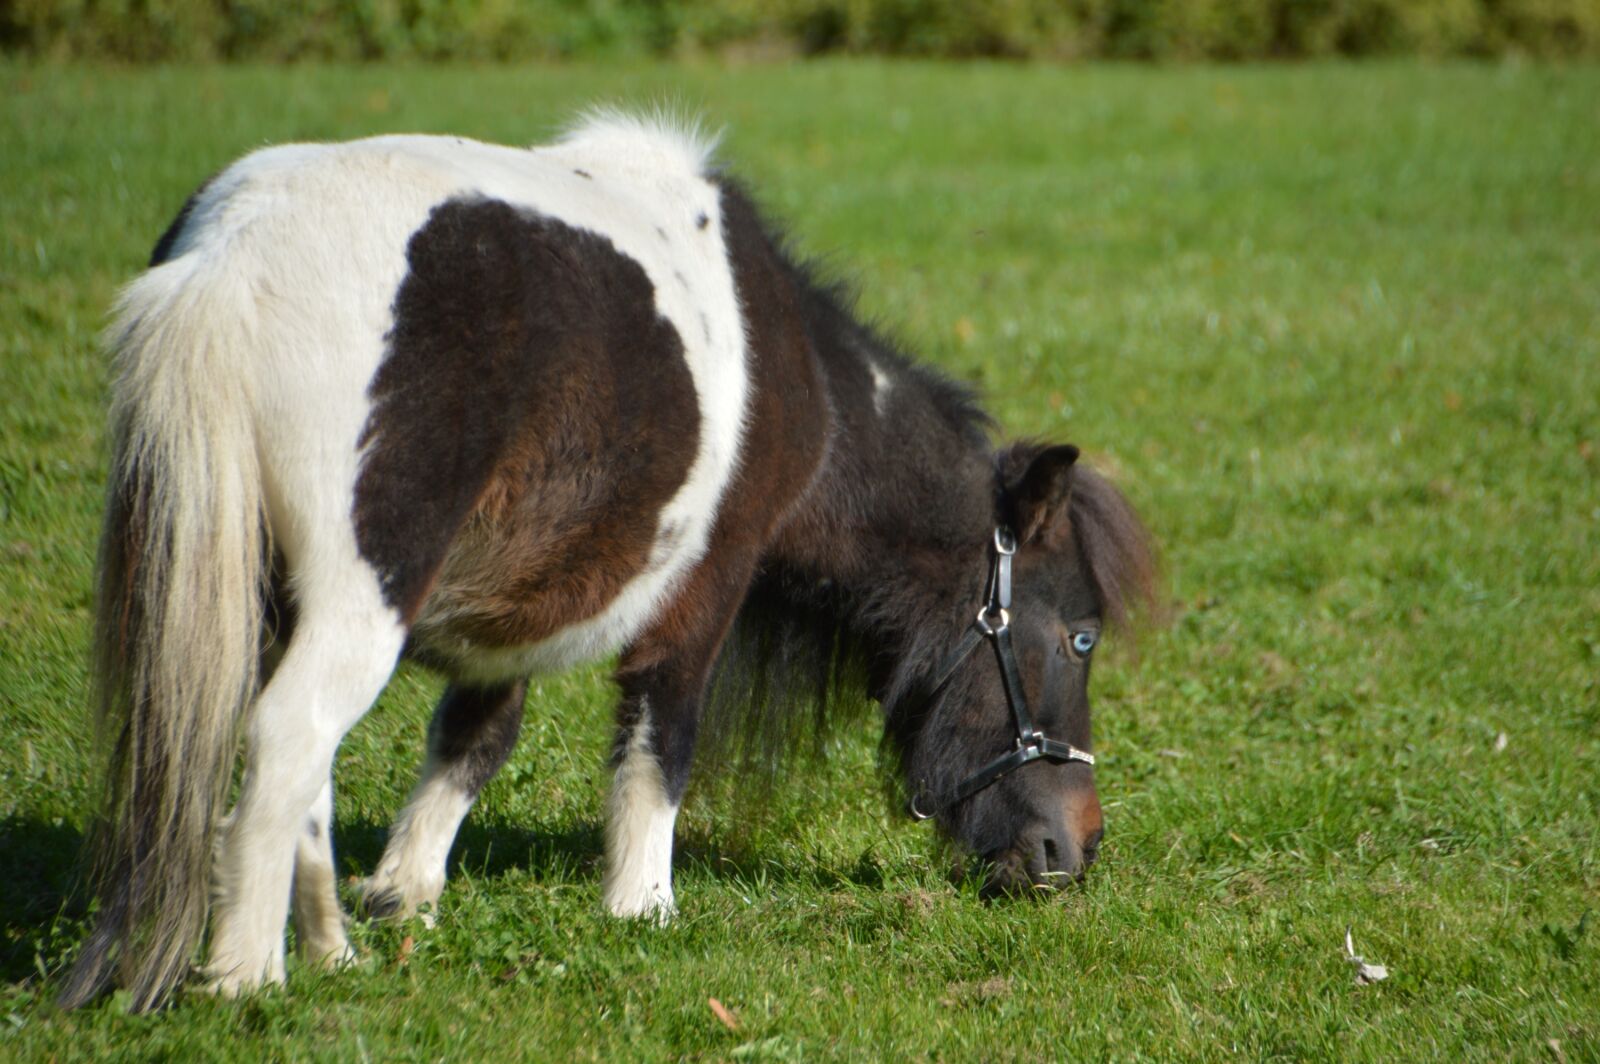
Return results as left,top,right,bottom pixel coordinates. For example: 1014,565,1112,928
909,525,1095,822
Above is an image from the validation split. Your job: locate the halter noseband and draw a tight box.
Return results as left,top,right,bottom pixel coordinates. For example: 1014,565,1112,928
908,525,1095,821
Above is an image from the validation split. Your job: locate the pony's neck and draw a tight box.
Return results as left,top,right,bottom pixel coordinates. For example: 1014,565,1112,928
767,283,997,690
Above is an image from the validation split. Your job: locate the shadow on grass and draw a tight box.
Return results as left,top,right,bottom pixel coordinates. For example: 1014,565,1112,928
341,811,899,896
334,816,606,886
0,814,84,985
0,808,901,990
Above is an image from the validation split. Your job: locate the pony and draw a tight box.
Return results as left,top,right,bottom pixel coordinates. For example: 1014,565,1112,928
61,113,1157,1012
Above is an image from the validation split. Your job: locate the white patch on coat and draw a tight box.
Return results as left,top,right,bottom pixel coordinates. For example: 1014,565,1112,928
869,359,893,415
171,118,743,687
602,706,680,920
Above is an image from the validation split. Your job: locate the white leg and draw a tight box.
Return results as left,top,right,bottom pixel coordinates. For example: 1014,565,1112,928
360,766,475,925
203,606,403,997
361,680,526,923
292,777,354,968
602,711,680,921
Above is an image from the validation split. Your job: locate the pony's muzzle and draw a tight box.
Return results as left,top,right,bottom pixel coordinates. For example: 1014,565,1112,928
982,839,1084,896
982,830,1099,895
983,784,1105,895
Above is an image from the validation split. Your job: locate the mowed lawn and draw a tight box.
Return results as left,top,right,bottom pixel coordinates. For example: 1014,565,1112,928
2,60,1597,1060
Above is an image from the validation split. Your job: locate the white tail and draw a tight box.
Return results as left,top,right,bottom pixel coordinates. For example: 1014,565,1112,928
61,254,268,1012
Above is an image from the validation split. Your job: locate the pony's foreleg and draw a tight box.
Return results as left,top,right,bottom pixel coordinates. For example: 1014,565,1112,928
360,680,528,923
603,572,750,921
291,777,353,968
204,604,404,997
602,685,691,920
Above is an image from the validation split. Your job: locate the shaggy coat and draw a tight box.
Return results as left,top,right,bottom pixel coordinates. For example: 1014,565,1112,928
63,114,1157,1012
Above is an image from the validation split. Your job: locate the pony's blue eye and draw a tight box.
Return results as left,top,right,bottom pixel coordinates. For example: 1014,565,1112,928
1071,631,1098,656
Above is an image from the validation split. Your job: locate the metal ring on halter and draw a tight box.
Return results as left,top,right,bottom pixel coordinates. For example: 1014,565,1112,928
974,606,1010,635
908,792,935,821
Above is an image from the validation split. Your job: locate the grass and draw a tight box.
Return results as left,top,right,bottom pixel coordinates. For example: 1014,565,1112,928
2,59,1597,1060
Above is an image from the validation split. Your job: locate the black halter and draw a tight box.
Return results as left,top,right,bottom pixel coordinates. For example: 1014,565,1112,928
908,526,1095,821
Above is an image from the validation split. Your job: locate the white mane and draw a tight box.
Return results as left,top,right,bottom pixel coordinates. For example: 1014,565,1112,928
555,106,721,176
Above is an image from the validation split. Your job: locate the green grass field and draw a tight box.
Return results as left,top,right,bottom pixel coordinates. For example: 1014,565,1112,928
2,60,1597,1060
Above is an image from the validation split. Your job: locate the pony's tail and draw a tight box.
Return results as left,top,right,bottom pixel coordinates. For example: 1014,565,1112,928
60,258,267,1012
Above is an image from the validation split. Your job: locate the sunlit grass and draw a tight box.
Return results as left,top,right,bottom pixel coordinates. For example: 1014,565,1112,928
2,60,1597,1060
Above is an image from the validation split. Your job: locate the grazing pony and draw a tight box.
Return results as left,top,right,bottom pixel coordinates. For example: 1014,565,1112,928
62,114,1157,1012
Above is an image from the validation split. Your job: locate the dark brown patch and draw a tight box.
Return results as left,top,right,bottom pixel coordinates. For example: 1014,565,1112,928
695,212,709,231
428,680,529,796
353,197,699,632
573,168,592,179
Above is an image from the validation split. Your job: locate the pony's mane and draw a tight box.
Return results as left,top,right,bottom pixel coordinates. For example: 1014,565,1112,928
556,106,721,177
716,173,994,451
693,188,991,788
697,567,875,787
1064,462,1162,633
693,179,1158,797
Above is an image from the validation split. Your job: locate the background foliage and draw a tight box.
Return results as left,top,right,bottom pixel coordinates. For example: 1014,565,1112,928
3,0,1599,61
1,59,1597,1059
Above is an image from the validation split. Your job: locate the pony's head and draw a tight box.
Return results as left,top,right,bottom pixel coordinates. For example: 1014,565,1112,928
896,443,1158,894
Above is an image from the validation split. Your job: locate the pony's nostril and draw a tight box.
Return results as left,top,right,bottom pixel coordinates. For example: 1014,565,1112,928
1082,827,1105,864
1042,837,1060,871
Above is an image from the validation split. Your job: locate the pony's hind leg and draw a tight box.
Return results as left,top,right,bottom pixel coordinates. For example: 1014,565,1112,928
360,680,529,923
291,777,354,969
203,592,404,997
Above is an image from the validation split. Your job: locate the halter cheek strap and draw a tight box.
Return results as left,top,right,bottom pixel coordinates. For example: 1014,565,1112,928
908,526,1095,821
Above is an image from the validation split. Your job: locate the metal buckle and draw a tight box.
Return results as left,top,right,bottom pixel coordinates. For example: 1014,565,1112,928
974,606,1010,635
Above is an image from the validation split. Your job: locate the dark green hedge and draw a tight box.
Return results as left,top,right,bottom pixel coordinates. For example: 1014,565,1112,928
3,0,1597,61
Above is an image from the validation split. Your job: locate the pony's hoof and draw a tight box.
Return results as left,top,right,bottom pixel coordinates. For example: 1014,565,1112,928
196,967,283,1001
604,891,677,925
357,883,406,921
357,882,437,928
300,938,359,972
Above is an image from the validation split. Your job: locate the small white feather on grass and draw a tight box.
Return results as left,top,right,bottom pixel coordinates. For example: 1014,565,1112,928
1345,927,1389,985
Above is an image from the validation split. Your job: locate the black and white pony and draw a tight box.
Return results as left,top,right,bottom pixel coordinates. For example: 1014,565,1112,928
62,113,1157,1011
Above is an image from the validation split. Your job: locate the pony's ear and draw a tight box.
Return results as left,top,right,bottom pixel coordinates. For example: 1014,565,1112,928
1002,443,1080,546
